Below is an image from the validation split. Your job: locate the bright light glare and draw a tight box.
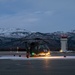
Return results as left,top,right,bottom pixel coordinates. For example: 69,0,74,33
60,50,63,52
36,56,64,59
37,51,50,56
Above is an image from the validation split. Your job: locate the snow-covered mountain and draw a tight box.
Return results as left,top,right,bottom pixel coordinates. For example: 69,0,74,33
0,28,75,51
0,28,31,38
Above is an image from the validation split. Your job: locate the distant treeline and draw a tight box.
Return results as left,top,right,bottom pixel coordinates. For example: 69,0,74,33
0,48,26,51
0,47,75,51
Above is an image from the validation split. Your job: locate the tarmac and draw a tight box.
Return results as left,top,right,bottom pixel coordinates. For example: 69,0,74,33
0,56,75,75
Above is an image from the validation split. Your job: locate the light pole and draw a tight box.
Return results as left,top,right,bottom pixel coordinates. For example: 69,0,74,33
17,47,19,53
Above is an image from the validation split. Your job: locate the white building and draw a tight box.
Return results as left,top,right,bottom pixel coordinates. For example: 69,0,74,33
60,35,68,52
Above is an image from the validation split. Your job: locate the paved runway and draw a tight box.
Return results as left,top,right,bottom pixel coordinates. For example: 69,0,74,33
0,56,75,75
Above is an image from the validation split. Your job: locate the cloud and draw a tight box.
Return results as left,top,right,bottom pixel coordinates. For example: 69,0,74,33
0,0,75,16
34,10,54,17
0,10,54,30
0,0,75,32
0,0,16,2
0,11,39,29
34,11,42,14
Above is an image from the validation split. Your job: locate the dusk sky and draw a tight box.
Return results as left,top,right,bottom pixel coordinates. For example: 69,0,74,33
0,0,75,33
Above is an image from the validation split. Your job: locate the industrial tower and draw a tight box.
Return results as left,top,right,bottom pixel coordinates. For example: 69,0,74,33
60,35,68,52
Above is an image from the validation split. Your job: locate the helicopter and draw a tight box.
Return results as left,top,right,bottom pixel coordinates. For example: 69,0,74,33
25,38,50,58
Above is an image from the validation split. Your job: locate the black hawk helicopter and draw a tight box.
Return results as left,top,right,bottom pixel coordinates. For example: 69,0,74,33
25,38,50,58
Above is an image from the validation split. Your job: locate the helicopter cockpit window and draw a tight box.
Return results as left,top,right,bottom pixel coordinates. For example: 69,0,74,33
38,44,48,49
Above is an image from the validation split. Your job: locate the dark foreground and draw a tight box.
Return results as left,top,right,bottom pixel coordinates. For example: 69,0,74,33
0,59,75,75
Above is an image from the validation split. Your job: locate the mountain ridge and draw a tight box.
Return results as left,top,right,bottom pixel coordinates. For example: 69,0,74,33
0,28,75,51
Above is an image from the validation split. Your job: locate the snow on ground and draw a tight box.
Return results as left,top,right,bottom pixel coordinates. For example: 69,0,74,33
0,55,75,60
